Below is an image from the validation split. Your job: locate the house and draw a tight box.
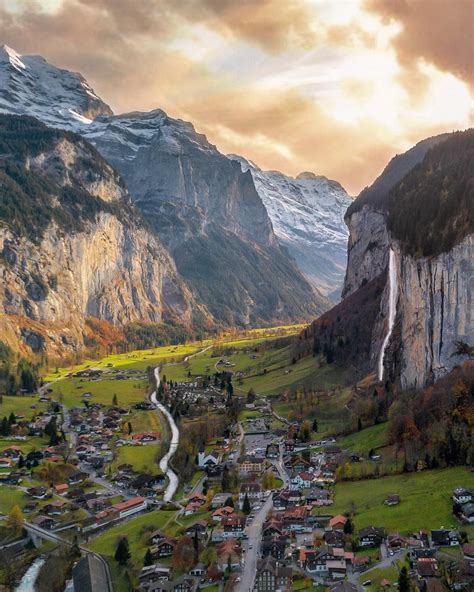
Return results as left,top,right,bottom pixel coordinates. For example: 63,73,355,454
212,506,235,522
2,445,22,458
254,557,292,591
217,538,241,571
72,554,110,592
306,489,332,506
27,486,48,499
463,544,474,565
54,483,69,495
43,500,68,516
262,518,283,537
325,529,346,547
132,432,161,443
188,563,206,577
290,472,314,490
222,515,246,538
211,492,233,508
359,526,385,547
184,521,207,539
187,492,206,506
265,443,280,459
352,556,371,572
148,530,166,546
460,502,474,523
112,496,147,519
415,557,439,579
453,487,473,505
238,454,265,474
31,515,56,530
431,529,460,547
239,483,261,507
329,515,347,531
385,494,400,506
197,451,219,468
261,535,288,560
138,564,171,588
0,457,12,468
151,537,177,557
282,506,310,531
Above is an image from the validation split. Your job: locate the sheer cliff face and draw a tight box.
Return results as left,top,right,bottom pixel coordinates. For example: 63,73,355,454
300,131,473,388
0,117,196,354
392,236,473,388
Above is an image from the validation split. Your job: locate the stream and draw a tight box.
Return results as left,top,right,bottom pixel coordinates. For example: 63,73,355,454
15,556,45,592
150,367,179,502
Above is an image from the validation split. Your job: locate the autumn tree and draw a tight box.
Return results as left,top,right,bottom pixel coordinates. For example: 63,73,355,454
7,505,24,532
172,536,195,572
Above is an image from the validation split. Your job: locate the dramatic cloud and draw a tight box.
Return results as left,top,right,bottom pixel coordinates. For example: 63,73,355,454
366,0,474,86
0,0,471,194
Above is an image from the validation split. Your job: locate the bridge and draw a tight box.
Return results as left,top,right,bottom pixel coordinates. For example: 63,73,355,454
24,522,114,592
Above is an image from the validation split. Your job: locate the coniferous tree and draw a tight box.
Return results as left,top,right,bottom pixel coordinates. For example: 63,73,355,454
115,537,131,565
144,548,153,566
242,494,251,515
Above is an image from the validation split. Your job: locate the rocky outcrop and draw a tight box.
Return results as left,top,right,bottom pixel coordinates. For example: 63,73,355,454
0,116,201,355
386,235,473,388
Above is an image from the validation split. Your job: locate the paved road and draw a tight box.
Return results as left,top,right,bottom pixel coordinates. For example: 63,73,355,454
236,495,273,592
346,549,407,590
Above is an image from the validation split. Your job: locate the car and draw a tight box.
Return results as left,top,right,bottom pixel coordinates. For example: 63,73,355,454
249,544,253,549
362,581,372,587
235,577,241,582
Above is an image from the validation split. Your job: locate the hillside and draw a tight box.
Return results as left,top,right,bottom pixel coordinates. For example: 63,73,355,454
0,115,203,357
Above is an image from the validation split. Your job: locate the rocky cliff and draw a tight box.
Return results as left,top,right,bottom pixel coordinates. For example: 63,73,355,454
0,116,199,355
301,130,473,388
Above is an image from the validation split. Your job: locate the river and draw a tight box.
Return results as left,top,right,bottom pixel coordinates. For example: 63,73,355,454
150,367,179,502
15,556,45,592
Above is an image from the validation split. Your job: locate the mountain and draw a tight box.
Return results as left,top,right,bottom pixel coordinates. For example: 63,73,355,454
0,45,330,330
0,115,202,357
228,155,352,301
297,130,473,388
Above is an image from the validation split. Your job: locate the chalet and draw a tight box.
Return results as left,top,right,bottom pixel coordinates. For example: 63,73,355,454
0,457,12,468
273,491,290,510
138,564,171,588
463,544,474,565
187,493,206,506
43,500,67,516
27,486,48,499
112,496,147,519
289,456,312,473
385,494,400,506
263,518,283,537
2,445,22,458
68,471,88,485
54,483,69,495
217,538,241,571
329,515,347,531
431,529,460,547
132,432,161,443
282,506,309,531
325,529,346,547
238,454,265,474
197,451,219,468
222,514,246,538
31,515,56,530
189,563,206,577
147,529,166,546
284,439,295,452
265,443,280,459
254,557,292,592
352,556,370,572
290,471,314,490
212,506,235,522
184,521,207,539
461,502,474,523
239,483,261,506
415,557,439,579
211,492,233,508
453,487,473,505
151,537,177,557
359,526,385,547
261,535,288,560
306,489,332,506
185,502,202,516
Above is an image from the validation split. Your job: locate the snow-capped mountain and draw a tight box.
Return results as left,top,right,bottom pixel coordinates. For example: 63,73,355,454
0,45,329,326
228,155,352,301
0,44,112,128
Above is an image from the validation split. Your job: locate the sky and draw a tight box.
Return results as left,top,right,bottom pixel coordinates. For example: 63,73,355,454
0,0,472,194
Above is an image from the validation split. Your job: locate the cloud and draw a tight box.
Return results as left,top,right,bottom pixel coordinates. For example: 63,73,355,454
0,0,471,194
365,0,474,87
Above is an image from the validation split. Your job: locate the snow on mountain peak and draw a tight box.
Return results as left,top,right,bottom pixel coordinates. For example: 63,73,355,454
0,44,113,130
228,154,352,300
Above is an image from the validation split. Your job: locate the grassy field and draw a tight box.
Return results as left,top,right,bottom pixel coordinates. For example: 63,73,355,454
359,564,400,591
338,423,389,455
332,467,474,534
48,377,148,408
0,394,49,419
111,444,162,475
89,509,176,559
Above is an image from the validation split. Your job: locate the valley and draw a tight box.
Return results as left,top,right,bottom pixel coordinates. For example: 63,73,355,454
0,326,472,592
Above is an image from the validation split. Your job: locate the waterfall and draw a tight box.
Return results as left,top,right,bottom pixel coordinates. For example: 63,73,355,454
15,557,45,592
378,249,398,381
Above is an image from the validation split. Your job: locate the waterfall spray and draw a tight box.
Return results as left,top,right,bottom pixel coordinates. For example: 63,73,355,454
378,249,398,381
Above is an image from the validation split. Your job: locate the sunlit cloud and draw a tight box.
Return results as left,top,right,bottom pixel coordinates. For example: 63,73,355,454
0,0,471,194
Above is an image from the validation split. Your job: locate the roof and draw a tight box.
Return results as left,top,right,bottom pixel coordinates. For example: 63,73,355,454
112,496,145,512
72,555,111,592
329,514,348,527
